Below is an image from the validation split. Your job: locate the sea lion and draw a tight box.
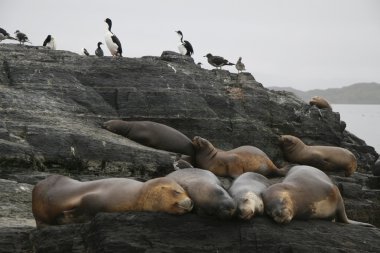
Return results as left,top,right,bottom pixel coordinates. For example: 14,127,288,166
32,175,193,228
373,158,380,176
102,120,195,158
166,168,236,219
228,172,270,220
309,96,332,110
262,165,373,227
192,136,286,178
279,135,357,177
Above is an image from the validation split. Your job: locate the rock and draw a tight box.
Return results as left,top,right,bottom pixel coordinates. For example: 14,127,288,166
0,44,377,175
0,227,34,253
0,179,34,227
27,213,380,253
1,44,380,252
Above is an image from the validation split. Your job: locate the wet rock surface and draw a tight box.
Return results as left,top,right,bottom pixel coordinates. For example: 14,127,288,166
28,213,380,253
0,44,379,252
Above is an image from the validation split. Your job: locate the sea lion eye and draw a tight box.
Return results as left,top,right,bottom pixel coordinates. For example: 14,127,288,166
243,198,249,203
173,190,181,195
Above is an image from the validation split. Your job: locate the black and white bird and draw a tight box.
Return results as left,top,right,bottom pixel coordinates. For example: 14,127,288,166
204,53,234,69
82,48,90,56
43,35,56,49
0,27,16,42
176,30,193,56
14,30,31,44
104,18,122,57
95,42,104,57
235,57,246,73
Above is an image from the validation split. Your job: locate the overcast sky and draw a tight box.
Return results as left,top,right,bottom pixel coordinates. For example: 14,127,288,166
1,0,380,90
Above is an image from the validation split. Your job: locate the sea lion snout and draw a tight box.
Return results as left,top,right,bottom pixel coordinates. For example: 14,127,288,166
192,136,201,145
271,207,293,224
217,200,237,219
177,198,193,212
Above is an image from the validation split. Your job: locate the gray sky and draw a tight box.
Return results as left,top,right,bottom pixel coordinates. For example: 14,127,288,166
1,0,380,91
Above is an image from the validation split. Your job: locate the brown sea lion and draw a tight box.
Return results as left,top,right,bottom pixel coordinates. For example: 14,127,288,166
32,175,193,228
279,135,357,177
166,168,236,219
309,96,332,110
102,120,195,158
228,172,270,220
192,136,286,178
262,165,373,227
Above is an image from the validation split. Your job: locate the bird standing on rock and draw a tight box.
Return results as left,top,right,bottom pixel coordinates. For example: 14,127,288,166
43,35,56,49
14,30,31,44
204,53,234,69
0,28,17,42
95,42,104,57
82,48,90,56
235,57,246,73
176,30,194,56
104,18,122,57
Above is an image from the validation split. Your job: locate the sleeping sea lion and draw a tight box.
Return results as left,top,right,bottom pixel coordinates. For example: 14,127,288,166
32,175,193,228
166,168,236,219
228,172,270,220
262,165,373,227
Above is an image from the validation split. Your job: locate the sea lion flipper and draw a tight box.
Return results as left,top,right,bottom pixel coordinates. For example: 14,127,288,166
346,219,375,227
334,188,374,227
56,208,94,225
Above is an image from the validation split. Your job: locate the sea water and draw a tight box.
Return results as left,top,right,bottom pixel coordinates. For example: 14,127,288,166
333,104,380,153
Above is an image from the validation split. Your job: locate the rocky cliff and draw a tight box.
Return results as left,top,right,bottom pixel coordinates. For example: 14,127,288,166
0,44,379,252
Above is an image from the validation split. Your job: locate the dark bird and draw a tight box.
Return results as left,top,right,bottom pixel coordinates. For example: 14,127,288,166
104,18,122,57
82,48,90,56
95,42,104,57
176,30,194,56
43,35,56,49
0,27,17,42
235,57,246,73
204,53,234,69
14,30,31,44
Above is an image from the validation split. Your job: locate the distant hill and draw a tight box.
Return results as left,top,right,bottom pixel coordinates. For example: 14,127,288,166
269,82,380,104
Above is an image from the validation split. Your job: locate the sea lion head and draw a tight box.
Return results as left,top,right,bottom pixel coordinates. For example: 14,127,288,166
309,96,332,109
142,178,193,215
102,120,121,132
197,185,236,219
192,136,213,151
213,188,237,219
279,135,301,149
236,191,264,220
263,186,294,224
